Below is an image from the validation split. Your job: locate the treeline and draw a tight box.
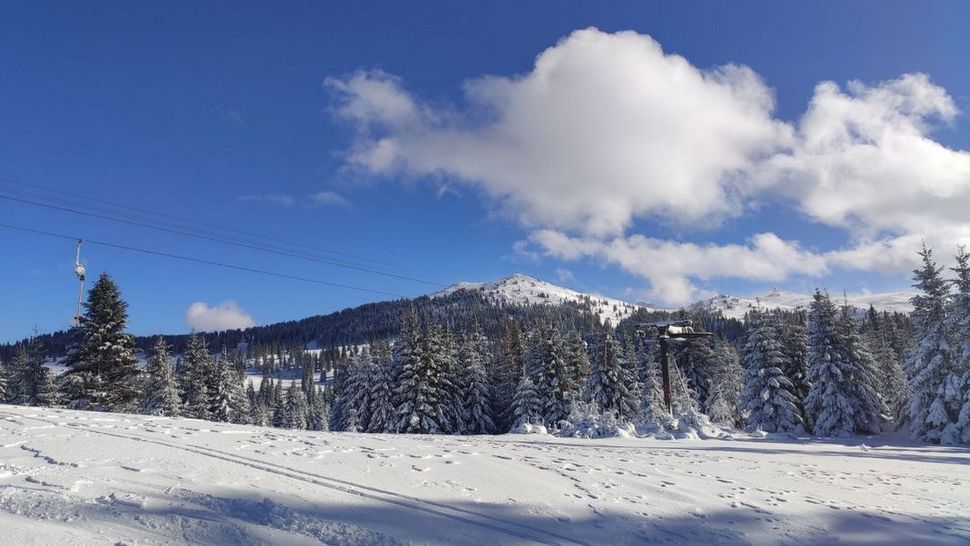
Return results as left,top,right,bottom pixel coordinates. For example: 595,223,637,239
3,244,968,446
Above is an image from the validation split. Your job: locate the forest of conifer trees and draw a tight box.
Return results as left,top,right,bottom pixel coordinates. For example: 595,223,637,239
2,245,969,446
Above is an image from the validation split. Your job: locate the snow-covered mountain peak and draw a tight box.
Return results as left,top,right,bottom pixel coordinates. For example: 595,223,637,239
434,273,656,325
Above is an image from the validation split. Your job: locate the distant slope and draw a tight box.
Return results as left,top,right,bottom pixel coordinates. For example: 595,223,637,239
691,290,915,320
434,273,661,326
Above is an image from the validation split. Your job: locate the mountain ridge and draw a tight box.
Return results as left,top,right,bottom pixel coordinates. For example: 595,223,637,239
435,273,915,321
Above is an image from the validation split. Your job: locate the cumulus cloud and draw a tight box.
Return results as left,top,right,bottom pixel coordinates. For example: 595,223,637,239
185,301,255,332
529,230,830,304
328,28,970,304
328,28,791,237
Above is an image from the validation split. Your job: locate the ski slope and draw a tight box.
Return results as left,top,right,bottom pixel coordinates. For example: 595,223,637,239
1,406,968,545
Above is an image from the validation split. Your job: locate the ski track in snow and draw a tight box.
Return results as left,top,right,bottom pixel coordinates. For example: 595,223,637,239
1,406,969,545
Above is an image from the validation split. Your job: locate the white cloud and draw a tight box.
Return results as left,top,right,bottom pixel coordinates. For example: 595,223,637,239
329,28,791,237
239,194,296,206
239,191,350,208
185,301,255,332
529,230,829,305
329,28,970,302
555,268,576,283
310,191,349,207
761,73,970,238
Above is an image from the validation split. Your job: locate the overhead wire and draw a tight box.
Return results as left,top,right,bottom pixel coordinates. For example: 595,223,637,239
0,187,447,288
0,176,393,267
0,221,407,298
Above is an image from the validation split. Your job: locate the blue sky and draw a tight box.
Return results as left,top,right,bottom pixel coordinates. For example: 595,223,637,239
2,1,969,341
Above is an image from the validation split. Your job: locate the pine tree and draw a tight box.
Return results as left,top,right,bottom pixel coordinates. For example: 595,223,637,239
676,337,716,408
0,356,8,403
367,340,395,433
284,381,308,429
180,334,213,420
210,355,236,422
945,246,970,445
837,305,887,434
635,339,666,422
11,339,58,407
491,317,525,432
803,291,855,436
271,381,286,428
141,337,181,416
705,339,742,425
524,324,573,427
906,244,957,443
427,324,461,433
866,329,908,421
391,309,448,434
778,313,811,408
63,273,141,411
345,350,375,431
458,330,494,434
563,332,590,403
247,381,268,426
740,310,803,433
512,375,542,426
585,333,638,420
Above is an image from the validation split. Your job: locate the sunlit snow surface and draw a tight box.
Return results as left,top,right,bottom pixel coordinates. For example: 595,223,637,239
1,405,967,545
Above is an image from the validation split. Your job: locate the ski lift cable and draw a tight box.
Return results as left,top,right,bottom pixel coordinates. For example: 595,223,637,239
0,187,436,285
0,193,447,288
0,176,395,268
0,185,392,272
0,221,407,298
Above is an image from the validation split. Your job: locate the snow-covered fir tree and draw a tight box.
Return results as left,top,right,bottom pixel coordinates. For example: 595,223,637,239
344,349,375,431
328,353,350,431
63,273,141,411
492,317,525,432
512,375,542,426
0,357,8,402
635,339,666,422
563,331,590,401
676,337,716,408
247,381,269,426
803,290,854,436
284,380,308,430
391,308,448,434
141,337,181,417
209,353,241,423
836,304,887,434
740,310,803,433
585,333,638,420
705,339,742,425
11,339,58,407
366,340,395,433
458,330,494,434
428,324,462,433
865,327,908,421
271,380,286,428
180,334,213,420
906,245,958,443
524,324,573,428
945,246,970,445
778,313,811,409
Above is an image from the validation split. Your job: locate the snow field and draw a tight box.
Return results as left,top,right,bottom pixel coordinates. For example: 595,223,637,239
0,405,968,545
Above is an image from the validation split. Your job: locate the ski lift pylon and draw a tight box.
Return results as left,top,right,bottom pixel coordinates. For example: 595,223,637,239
73,239,85,327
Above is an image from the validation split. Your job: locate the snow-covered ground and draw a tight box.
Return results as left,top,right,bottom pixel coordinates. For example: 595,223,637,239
1,405,967,545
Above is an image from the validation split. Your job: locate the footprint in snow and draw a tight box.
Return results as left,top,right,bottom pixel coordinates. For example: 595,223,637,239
411,465,431,472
